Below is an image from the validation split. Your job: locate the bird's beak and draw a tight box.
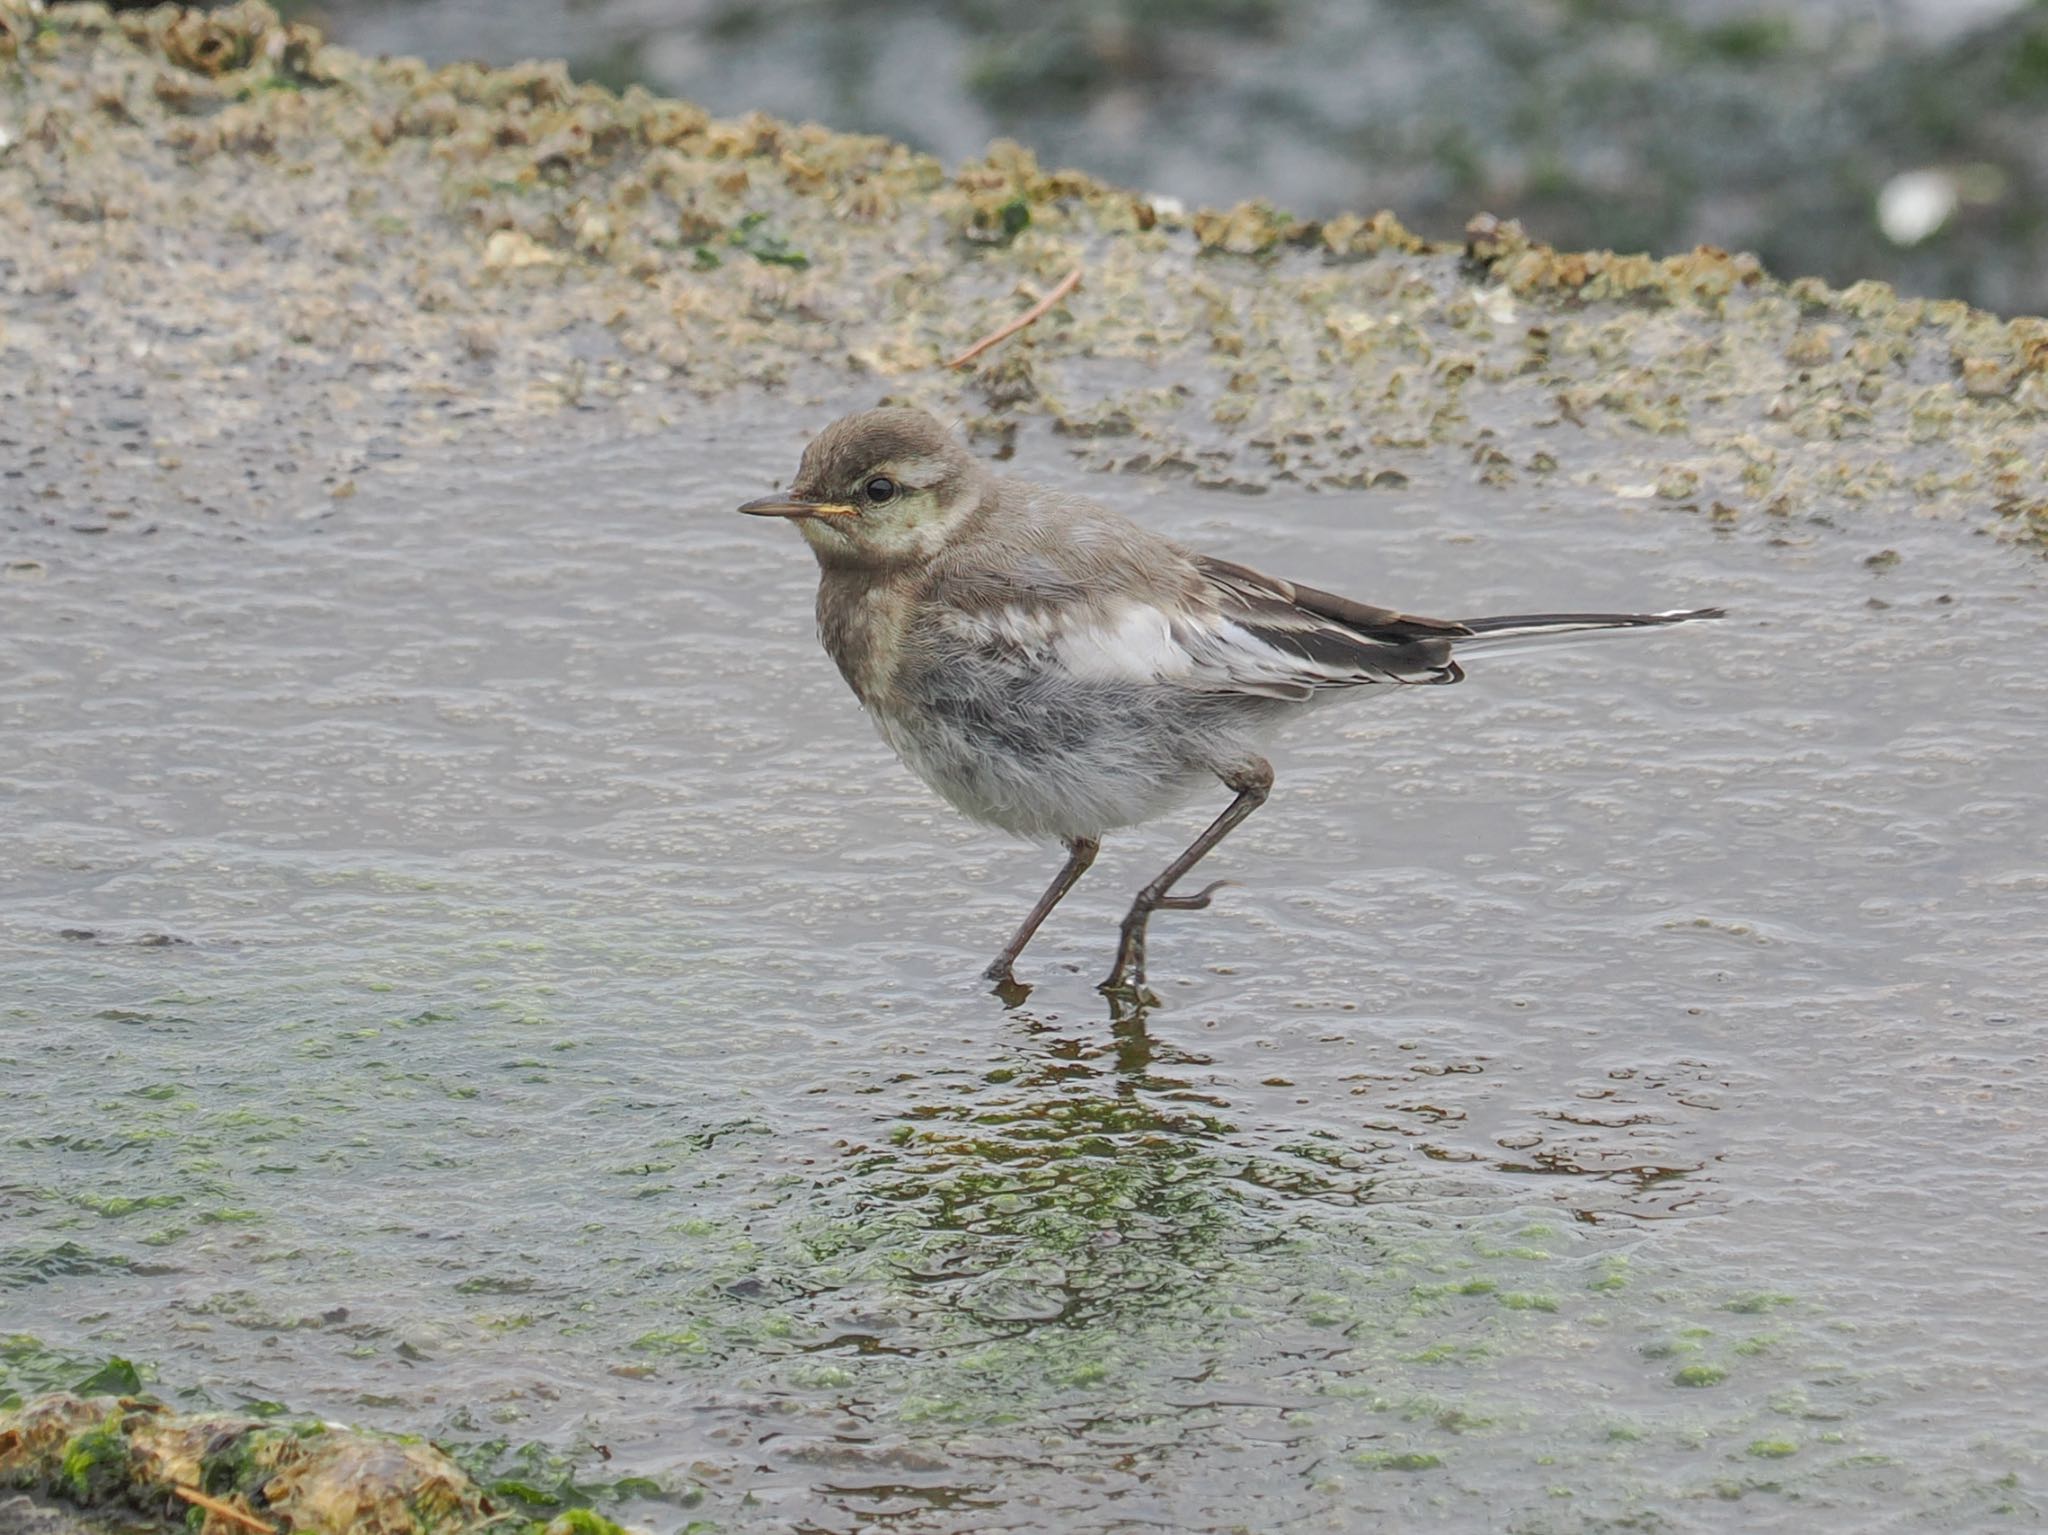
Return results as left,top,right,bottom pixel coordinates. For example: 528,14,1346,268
737,495,859,521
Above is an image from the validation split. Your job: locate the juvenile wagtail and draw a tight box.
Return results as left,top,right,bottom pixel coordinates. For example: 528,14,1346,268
740,408,1721,992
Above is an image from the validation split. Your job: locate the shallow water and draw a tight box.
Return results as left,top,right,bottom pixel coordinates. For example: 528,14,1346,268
3,406,2045,1532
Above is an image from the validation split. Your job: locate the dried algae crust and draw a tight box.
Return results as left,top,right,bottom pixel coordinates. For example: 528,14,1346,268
0,1390,633,1534
0,0,2043,543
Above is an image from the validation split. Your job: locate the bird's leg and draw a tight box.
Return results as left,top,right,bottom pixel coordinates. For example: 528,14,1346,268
983,836,1100,987
1103,758,1273,991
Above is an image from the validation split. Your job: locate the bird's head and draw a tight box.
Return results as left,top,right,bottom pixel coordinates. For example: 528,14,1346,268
738,407,988,569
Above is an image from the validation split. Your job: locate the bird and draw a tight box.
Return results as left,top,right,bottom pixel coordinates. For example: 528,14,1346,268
739,407,1722,993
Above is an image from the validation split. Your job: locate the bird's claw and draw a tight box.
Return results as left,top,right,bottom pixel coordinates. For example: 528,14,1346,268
1153,879,1234,912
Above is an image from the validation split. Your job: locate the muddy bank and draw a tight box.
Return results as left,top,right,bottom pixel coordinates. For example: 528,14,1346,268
301,0,2048,316
0,1387,635,1535
1,1,2043,550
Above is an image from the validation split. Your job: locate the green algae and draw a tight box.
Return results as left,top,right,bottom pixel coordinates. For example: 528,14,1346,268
5,975,2039,1527
65,1363,139,1401
67,1194,184,1220
542,1514,634,1535
0,1245,136,1295
443,1021,1963,1523
1724,1290,1800,1314
1353,1449,1445,1472
1,1339,132,1411
56,1417,131,1504
0,1377,651,1535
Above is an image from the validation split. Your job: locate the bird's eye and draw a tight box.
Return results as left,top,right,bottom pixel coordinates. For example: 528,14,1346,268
863,476,898,504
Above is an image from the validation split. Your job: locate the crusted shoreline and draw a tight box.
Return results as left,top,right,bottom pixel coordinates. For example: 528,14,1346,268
1,0,2042,546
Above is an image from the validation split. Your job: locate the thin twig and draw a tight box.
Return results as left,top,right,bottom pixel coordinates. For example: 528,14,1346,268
944,266,1082,368
169,1484,276,1534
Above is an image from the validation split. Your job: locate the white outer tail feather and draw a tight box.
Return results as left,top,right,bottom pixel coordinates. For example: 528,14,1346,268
1449,607,1725,660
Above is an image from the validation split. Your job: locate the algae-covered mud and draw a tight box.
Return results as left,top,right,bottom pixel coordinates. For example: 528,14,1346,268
5,6,2048,1534
0,1387,633,1535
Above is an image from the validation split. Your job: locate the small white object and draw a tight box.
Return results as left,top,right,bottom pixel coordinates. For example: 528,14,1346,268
1475,285,1519,325
1877,169,1958,246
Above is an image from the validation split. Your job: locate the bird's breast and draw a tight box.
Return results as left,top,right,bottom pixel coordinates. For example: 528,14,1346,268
814,574,915,707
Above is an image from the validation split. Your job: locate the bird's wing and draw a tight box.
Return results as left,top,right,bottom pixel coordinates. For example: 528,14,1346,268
923,522,1471,703
1177,556,1471,697
922,485,1718,705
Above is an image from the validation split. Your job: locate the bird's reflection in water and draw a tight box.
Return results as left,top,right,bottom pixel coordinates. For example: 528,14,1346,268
845,975,1731,1356
712,1002,1741,1534
860,994,1434,1342
863,1005,1239,1333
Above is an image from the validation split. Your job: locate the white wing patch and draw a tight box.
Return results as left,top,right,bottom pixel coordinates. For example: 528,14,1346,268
1053,603,1372,698
1053,603,1195,684
947,599,1434,699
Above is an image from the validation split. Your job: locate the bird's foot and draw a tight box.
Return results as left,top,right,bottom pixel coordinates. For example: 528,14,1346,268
1100,923,1148,993
1101,881,1234,987
1103,981,1159,1023
1099,941,1157,1009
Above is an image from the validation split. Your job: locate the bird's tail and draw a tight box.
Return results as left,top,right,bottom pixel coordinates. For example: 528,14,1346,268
1449,607,1725,658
